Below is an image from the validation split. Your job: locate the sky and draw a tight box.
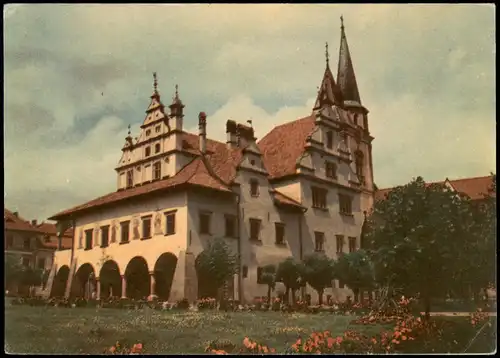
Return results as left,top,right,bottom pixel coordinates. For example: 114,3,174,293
4,4,496,222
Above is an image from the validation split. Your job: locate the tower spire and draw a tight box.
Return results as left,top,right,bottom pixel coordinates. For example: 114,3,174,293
325,42,330,67
337,16,361,105
153,72,158,94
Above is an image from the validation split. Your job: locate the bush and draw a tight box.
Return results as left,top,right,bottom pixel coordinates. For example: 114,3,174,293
174,298,190,310
198,298,217,310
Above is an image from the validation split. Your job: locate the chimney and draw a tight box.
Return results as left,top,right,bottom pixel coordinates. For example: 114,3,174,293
236,123,256,148
198,112,207,153
226,120,238,149
31,219,37,226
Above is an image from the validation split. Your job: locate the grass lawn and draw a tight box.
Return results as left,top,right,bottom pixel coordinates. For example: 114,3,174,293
5,304,390,354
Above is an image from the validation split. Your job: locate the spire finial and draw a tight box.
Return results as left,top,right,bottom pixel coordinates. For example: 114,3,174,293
127,124,131,136
325,41,329,67
175,84,179,98
153,72,158,94
340,15,344,31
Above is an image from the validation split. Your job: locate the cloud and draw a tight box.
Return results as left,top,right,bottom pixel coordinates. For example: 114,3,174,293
4,4,495,221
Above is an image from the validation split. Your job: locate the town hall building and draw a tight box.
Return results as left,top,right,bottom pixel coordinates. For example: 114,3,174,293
46,20,375,304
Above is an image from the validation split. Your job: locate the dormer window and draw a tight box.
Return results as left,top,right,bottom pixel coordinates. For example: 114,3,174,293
326,131,333,149
155,143,161,153
145,147,151,157
146,129,151,136
250,179,259,197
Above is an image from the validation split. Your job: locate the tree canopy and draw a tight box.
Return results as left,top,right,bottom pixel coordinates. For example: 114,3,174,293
365,176,480,318
302,252,335,305
334,249,375,302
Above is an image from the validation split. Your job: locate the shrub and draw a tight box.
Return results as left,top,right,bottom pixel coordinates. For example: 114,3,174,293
174,298,190,310
104,341,143,355
198,297,217,310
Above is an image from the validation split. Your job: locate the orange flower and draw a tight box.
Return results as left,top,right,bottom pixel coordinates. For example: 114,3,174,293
109,346,116,353
243,337,250,348
371,338,377,344
262,346,269,353
326,337,334,348
336,337,343,344
402,335,407,341
270,348,276,353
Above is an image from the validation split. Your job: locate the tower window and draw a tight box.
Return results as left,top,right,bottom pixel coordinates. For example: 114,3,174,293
153,161,161,181
146,129,151,136
145,147,151,157
126,170,134,188
250,179,259,197
326,131,333,149
325,162,337,179
355,151,364,183
155,143,161,153
155,125,161,133
311,186,327,209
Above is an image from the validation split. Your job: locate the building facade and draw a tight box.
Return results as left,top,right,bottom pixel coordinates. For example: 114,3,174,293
4,209,72,295
48,21,375,303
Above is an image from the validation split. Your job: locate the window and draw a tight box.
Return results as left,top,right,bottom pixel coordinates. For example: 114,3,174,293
153,161,161,180
120,221,130,243
250,179,259,197
84,229,93,250
242,265,248,278
37,258,46,270
311,186,327,209
314,232,325,252
339,280,345,289
22,257,30,267
101,226,109,248
250,159,255,165
44,236,50,243
249,218,261,241
145,146,151,157
142,216,152,239
339,194,353,215
326,131,333,149
275,223,285,245
325,161,337,179
225,215,236,238
146,129,151,136
155,125,161,133
336,235,344,255
165,212,176,235
348,237,357,253
126,170,134,188
199,212,211,235
155,143,161,153
7,235,13,248
23,238,30,250
355,151,364,183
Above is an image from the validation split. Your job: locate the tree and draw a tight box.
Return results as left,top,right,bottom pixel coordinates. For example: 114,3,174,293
5,255,24,291
195,238,238,302
334,250,375,303
260,264,277,304
366,177,473,320
302,253,335,305
275,257,304,304
19,267,44,297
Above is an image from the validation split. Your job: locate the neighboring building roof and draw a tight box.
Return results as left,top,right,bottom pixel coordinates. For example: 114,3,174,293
375,175,494,202
4,208,44,233
446,176,494,201
36,222,73,250
258,115,316,180
49,155,233,220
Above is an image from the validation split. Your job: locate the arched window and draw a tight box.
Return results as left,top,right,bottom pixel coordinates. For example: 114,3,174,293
355,151,364,182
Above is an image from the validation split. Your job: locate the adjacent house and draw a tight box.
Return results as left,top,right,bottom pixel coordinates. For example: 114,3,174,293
47,21,375,303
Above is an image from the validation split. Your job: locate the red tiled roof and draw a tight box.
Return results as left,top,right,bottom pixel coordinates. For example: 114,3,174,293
258,115,316,179
49,156,232,220
447,176,494,200
4,209,44,233
375,175,494,202
35,222,73,250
